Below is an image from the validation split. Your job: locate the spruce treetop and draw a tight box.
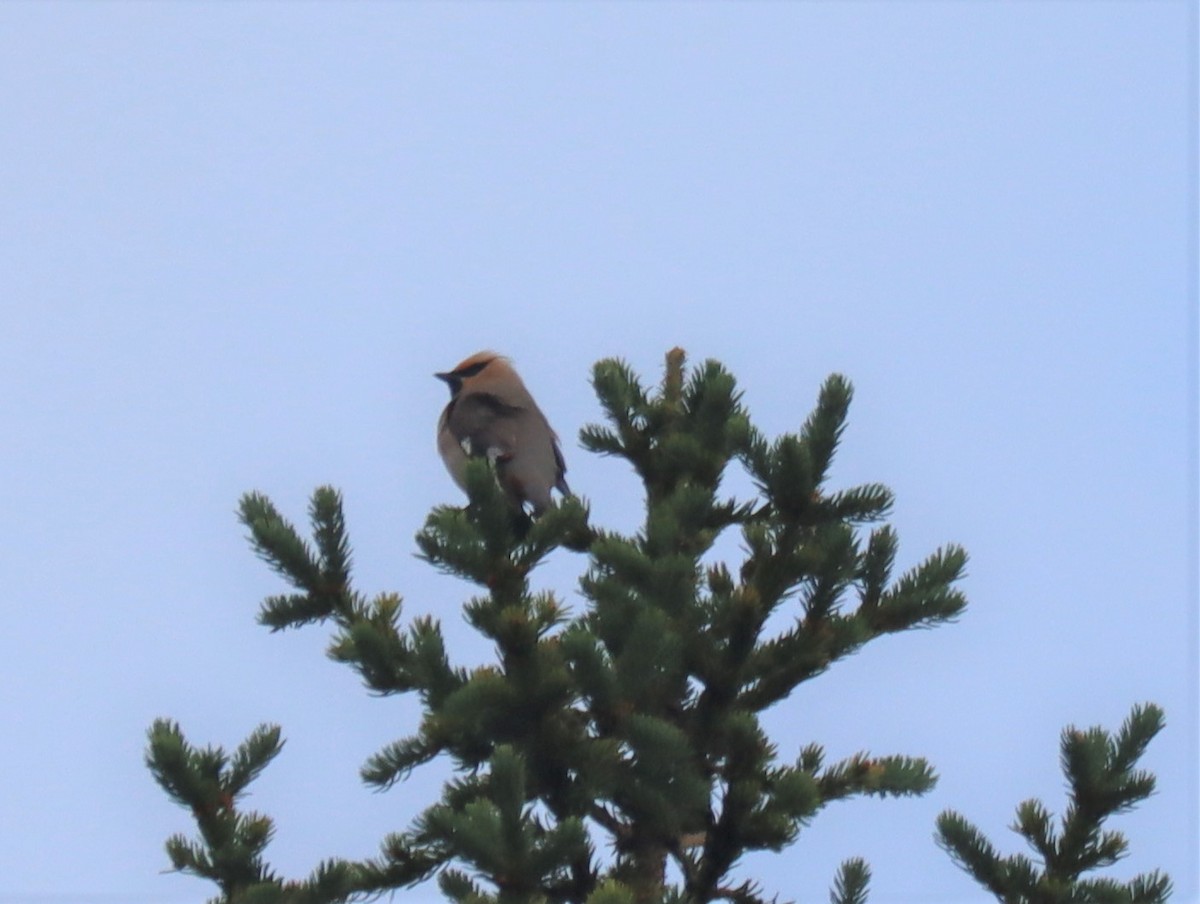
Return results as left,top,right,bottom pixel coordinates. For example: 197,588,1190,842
149,348,979,904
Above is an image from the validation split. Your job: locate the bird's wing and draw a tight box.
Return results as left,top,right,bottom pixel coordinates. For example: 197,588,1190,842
551,434,570,495
444,393,522,460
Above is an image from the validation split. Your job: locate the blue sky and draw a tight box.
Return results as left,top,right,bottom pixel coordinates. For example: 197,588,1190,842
0,3,1194,902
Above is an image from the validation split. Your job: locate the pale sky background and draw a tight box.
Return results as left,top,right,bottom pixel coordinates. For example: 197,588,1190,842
0,3,1194,903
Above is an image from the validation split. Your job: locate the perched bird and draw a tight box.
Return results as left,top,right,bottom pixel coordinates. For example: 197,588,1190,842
435,351,570,515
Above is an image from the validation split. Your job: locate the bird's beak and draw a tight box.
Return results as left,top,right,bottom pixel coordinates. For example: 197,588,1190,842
434,372,452,383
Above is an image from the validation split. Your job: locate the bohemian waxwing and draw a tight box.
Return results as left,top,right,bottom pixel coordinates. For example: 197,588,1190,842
435,351,570,516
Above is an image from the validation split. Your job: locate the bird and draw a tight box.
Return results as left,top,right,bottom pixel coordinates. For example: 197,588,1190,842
435,351,570,516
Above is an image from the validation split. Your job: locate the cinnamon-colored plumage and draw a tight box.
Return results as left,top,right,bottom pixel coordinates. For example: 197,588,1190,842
435,352,569,515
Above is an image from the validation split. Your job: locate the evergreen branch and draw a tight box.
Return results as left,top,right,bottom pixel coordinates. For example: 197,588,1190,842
416,504,504,587
681,358,751,478
490,745,529,842
258,593,337,630
150,723,373,904
686,714,800,895
561,626,619,716
820,483,894,524
618,714,711,838
934,811,1009,897
417,459,585,594
584,880,637,904
737,426,773,493
589,535,656,594
1111,704,1166,777
327,594,415,694
357,831,451,894
242,489,362,630
738,614,869,712
439,869,488,903
423,667,516,766
579,424,627,458
1070,876,1149,904
867,544,967,632
612,607,686,710
829,857,870,904
753,764,822,842
856,525,896,612
586,358,653,469
295,860,367,904
322,594,468,704
146,719,219,810
587,803,627,840
796,743,824,775
415,746,591,901
711,879,771,904
530,817,592,894
222,881,292,904
239,492,323,592
361,735,442,789
226,725,286,796
644,481,741,559
523,493,595,556
146,720,286,900
408,614,469,707
801,374,852,487
1013,798,1057,865
817,753,936,801
438,772,491,810
749,434,816,520
1053,706,1165,880
936,704,1170,903
310,486,353,587
797,524,858,621
1127,871,1174,902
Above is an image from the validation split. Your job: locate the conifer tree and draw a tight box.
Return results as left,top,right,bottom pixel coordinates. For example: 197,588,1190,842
148,348,971,904
936,703,1171,903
